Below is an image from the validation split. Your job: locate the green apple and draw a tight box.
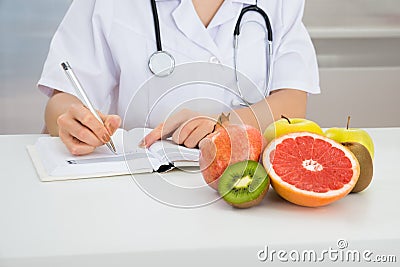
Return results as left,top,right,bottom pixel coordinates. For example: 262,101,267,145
325,117,374,158
264,115,324,143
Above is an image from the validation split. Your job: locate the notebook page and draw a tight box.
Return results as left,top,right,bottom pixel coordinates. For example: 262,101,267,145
148,139,200,163
33,128,159,179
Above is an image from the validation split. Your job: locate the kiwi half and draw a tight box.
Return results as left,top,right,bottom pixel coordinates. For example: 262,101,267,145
218,160,270,208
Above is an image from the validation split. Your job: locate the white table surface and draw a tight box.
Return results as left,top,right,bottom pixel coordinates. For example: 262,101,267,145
0,128,399,266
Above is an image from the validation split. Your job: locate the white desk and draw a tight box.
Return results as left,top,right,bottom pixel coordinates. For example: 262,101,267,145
0,128,399,266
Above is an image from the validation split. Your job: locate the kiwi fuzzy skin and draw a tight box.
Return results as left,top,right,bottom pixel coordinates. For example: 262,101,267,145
342,142,374,193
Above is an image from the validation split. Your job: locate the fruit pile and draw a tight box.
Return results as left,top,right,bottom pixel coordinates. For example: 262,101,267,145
199,114,374,208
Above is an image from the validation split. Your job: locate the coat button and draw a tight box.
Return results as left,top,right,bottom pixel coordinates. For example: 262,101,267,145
209,56,220,64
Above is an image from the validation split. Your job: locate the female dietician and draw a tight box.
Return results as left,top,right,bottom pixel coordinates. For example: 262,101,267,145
38,0,320,155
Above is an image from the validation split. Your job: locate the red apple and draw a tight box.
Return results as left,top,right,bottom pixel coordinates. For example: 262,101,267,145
199,113,264,190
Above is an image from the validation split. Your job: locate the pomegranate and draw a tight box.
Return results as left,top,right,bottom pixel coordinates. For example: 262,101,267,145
199,113,264,190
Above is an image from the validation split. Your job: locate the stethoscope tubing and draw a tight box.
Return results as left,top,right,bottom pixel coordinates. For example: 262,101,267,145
150,0,163,52
234,4,273,42
233,5,274,106
148,0,274,106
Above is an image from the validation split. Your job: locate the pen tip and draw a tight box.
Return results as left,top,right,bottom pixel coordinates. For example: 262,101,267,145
106,141,117,154
110,141,117,154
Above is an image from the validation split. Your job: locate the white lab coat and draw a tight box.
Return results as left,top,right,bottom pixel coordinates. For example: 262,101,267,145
38,0,320,129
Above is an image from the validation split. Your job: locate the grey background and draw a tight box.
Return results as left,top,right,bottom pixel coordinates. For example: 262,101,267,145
1,0,399,134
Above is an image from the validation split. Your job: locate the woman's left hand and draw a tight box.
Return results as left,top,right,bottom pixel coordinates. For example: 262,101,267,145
140,109,217,148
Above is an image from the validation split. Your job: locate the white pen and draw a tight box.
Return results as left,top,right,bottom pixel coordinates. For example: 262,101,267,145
61,61,117,154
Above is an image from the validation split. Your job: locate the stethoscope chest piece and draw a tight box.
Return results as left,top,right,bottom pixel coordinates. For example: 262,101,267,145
148,0,273,105
148,51,175,77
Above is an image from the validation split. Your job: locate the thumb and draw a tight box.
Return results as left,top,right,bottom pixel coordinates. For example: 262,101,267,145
98,111,121,135
104,115,121,135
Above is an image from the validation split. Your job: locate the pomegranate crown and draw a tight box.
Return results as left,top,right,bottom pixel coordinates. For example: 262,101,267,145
218,112,230,125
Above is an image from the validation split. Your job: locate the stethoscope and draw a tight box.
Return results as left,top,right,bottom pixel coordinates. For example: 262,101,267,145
148,0,273,106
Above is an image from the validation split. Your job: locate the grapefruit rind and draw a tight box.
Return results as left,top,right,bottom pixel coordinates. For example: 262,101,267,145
262,132,360,207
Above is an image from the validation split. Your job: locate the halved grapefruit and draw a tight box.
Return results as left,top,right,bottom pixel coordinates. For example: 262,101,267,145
262,132,360,207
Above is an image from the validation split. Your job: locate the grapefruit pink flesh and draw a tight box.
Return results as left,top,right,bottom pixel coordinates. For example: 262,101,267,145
262,132,360,207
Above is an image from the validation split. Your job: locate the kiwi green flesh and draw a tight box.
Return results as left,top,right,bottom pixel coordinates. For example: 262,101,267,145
218,160,270,205
342,142,374,193
231,186,269,209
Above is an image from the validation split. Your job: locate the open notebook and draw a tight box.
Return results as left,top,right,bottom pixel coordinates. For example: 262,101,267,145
27,128,199,182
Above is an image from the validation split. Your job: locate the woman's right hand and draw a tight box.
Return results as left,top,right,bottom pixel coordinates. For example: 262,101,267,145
56,103,121,155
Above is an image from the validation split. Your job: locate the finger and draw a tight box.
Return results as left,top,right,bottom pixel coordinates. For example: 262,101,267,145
141,123,165,148
59,129,96,156
67,119,105,147
179,118,214,148
142,117,185,147
69,104,111,143
141,109,198,148
58,110,104,146
161,109,195,134
172,116,216,144
57,113,103,146
171,119,199,145
183,122,215,148
103,115,121,135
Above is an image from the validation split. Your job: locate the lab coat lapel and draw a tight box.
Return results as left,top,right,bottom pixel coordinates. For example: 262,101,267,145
207,0,237,30
172,0,222,59
210,0,242,55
